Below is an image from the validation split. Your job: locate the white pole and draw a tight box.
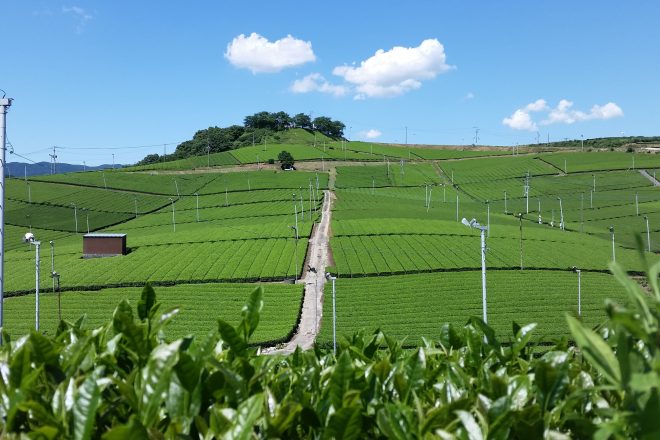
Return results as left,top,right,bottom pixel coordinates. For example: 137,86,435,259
332,277,337,355
170,199,176,232
538,198,542,224
225,188,228,207
635,193,639,216
315,279,318,334
293,194,298,239
486,201,490,236
610,227,615,262
300,192,304,221
195,193,199,222
558,197,565,230
72,203,78,233
480,228,487,324
293,232,298,283
50,241,55,309
427,188,432,213
593,174,596,192
504,191,507,214
174,179,179,197
85,209,89,233
577,269,582,318
564,159,567,174
27,182,31,203
525,176,529,214
645,216,651,252
0,97,12,339
34,241,41,331
590,190,593,208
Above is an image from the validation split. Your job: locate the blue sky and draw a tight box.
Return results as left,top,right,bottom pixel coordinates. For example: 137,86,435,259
2,0,659,165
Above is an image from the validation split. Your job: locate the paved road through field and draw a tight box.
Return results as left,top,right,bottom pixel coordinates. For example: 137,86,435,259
263,189,335,355
640,169,660,186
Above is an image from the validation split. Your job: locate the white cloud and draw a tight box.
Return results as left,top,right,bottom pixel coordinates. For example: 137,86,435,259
503,99,623,131
542,100,623,125
290,73,347,97
503,109,538,131
524,99,548,112
62,5,92,33
464,92,475,100
332,38,453,99
224,33,316,73
362,129,382,139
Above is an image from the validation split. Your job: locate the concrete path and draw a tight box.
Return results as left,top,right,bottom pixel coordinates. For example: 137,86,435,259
263,190,335,355
640,169,660,186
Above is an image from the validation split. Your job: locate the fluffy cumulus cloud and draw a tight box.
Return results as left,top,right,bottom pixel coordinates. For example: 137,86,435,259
503,99,623,131
290,73,347,97
543,100,624,125
362,129,382,139
502,109,539,131
332,39,453,99
225,33,316,73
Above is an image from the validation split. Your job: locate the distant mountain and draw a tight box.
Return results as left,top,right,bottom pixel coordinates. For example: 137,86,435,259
5,162,122,178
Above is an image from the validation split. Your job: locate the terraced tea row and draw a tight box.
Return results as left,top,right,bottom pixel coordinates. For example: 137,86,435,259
4,282,302,343
34,169,329,195
5,237,306,293
330,230,646,276
317,270,626,344
539,151,659,173
334,163,439,188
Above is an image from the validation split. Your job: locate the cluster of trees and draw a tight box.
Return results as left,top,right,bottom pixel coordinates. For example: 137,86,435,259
243,111,345,138
136,111,345,166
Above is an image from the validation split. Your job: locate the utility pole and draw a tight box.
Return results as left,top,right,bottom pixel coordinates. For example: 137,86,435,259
524,173,530,214
0,95,13,340
518,213,524,270
112,153,115,170
473,127,479,145
49,146,58,174
581,134,584,152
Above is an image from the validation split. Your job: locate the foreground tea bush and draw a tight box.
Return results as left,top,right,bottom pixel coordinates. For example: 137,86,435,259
0,261,659,438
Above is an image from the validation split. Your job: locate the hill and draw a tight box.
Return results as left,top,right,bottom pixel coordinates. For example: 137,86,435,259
6,161,121,177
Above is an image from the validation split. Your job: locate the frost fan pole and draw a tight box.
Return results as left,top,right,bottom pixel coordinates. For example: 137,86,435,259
0,96,13,341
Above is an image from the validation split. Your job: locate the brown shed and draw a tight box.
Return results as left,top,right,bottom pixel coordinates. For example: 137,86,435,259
83,233,127,258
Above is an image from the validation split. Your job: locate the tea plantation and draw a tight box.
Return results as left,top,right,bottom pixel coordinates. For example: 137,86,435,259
3,144,659,346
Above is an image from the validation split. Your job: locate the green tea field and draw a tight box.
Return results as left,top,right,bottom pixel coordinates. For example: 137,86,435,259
3,145,659,347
